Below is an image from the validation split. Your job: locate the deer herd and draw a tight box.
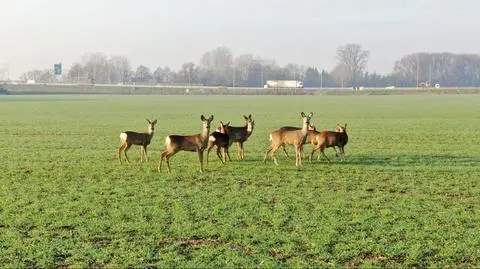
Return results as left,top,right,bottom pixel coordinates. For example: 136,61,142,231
118,113,348,173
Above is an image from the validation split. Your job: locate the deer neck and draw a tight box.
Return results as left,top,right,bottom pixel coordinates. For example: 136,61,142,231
147,127,155,139
301,121,309,135
200,125,210,142
246,124,253,137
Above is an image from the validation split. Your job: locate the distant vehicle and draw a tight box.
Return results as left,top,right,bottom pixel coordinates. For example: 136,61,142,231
264,80,303,88
26,79,36,84
385,86,395,89
435,84,440,89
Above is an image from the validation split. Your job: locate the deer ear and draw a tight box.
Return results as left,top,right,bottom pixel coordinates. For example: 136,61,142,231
146,119,151,123
201,115,206,121
344,123,347,128
243,115,248,120
209,115,214,121
249,114,252,120
226,121,230,125
301,112,306,117
308,112,313,117
152,120,157,124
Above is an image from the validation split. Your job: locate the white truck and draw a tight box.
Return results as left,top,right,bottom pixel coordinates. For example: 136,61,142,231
264,80,304,88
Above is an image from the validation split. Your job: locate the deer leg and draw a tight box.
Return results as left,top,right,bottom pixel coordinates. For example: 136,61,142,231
143,146,148,162
124,144,132,163
140,146,146,162
339,146,345,161
239,142,244,160
270,144,281,166
118,142,127,163
295,145,303,167
206,142,214,166
264,145,273,163
164,151,177,173
226,142,233,161
282,145,290,159
333,146,340,158
299,145,304,167
226,146,232,162
320,147,331,163
309,145,319,162
222,147,227,164
332,146,340,159
158,150,168,172
197,149,204,173
165,154,172,173
216,147,225,164
236,142,241,160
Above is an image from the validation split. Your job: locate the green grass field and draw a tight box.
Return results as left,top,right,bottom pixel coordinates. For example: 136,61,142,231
1,94,479,268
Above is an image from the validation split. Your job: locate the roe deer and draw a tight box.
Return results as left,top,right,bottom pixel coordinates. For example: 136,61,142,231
158,115,214,173
309,123,348,162
278,124,316,158
206,122,230,165
118,119,157,163
264,112,313,167
220,115,255,160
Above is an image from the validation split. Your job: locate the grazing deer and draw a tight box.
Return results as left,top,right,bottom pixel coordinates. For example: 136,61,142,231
118,119,157,163
309,123,348,162
279,124,317,159
220,115,255,160
206,122,230,165
158,115,214,173
264,112,313,167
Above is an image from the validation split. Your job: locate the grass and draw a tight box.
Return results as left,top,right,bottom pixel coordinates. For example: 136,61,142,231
0,94,479,267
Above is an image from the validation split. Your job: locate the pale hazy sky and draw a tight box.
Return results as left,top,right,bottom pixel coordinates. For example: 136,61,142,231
1,0,479,78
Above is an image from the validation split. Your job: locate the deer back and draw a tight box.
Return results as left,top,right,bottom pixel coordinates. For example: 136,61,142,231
124,131,154,145
314,131,348,148
166,134,203,152
209,131,230,147
226,126,249,142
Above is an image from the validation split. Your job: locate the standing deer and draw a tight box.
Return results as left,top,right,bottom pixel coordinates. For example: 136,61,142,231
158,115,214,173
220,115,255,160
206,122,230,165
309,123,348,162
278,124,317,158
264,112,313,167
118,119,157,163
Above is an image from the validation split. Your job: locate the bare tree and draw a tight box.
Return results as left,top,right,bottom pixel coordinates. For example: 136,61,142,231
67,63,85,83
331,64,348,88
336,43,370,89
134,65,153,84
109,55,131,84
234,54,255,86
82,52,110,84
180,62,199,85
153,66,165,84
199,46,233,85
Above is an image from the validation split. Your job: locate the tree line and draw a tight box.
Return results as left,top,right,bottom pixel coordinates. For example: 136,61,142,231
19,44,480,88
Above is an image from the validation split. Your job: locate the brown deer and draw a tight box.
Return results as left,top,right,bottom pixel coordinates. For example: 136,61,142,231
264,112,313,167
309,123,348,162
118,119,157,163
220,115,255,160
158,115,214,173
206,122,230,165
279,124,317,158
